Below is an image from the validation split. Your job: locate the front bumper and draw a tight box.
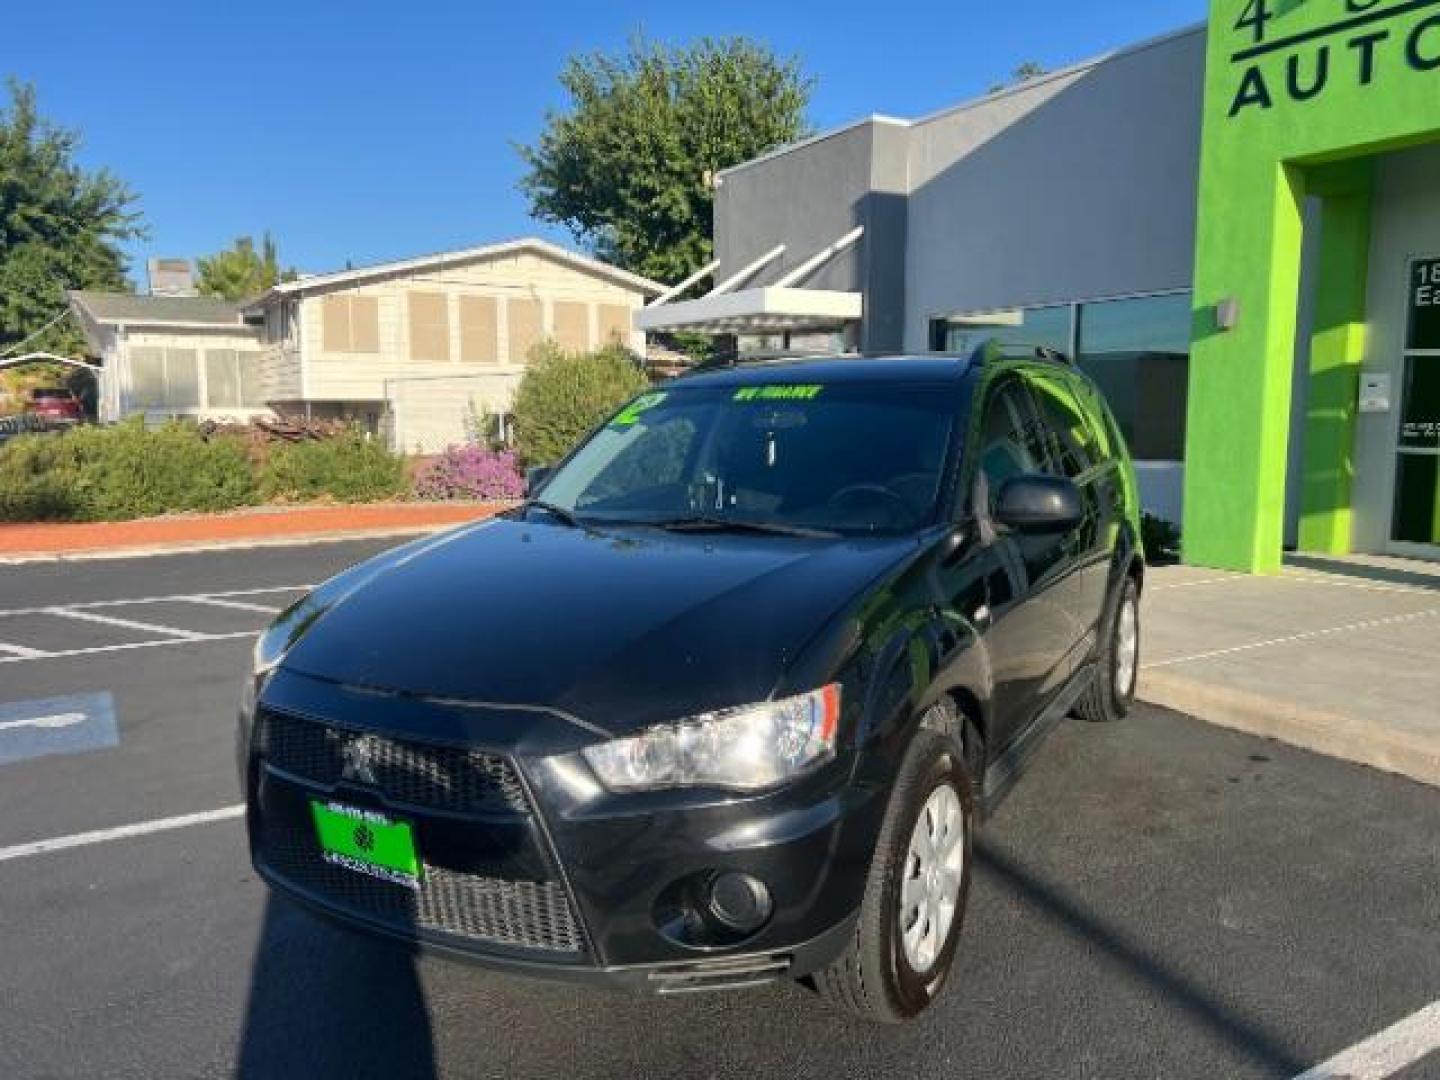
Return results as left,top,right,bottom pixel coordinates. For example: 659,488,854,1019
242,669,884,992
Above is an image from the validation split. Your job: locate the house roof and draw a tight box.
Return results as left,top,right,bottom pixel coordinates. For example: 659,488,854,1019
243,238,666,308
68,291,250,328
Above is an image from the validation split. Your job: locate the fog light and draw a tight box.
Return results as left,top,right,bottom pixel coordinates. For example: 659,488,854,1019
707,872,772,934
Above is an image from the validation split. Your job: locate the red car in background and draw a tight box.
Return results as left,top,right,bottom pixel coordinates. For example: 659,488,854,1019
25,387,85,425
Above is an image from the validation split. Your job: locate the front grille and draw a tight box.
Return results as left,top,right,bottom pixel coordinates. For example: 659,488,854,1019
260,812,586,954
255,708,528,815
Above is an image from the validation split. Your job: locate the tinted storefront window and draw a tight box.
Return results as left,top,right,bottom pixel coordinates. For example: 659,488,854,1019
934,305,1072,357
1077,293,1191,461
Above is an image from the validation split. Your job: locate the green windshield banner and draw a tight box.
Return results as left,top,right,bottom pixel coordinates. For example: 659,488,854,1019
610,392,669,428
733,385,824,402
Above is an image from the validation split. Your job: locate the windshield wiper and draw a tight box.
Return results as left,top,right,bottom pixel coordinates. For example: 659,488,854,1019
520,500,584,528
642,515,839,540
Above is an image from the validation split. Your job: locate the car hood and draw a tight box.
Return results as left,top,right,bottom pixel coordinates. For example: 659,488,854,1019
280,517,919,734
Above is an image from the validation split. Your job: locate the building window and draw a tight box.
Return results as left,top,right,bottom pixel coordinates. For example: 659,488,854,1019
931,305,1073,356
205,349,266,409
322,295,379,353
553,301,590,352
598,304,632,346
508,298,543,364
408,292,450,362
459,295,498,363
129,346,200,410
1076,292,1191,461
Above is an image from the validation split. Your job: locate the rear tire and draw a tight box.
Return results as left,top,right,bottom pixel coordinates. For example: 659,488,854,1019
812,726,974,1023
1076,574,1140,723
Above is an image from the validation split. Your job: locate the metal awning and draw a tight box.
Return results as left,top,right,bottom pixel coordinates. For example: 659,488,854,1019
637,227,864,336
636,286,862,335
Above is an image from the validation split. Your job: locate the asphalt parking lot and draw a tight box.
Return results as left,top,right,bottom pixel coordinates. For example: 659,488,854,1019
1,539,1437,1079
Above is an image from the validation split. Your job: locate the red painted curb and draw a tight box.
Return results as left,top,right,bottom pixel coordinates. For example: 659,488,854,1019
0,503,508,557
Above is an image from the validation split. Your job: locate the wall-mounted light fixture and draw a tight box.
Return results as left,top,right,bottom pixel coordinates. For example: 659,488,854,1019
1215,297,1240,332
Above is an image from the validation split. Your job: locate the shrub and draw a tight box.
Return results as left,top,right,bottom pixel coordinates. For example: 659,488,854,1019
512,342,650,465
260,429,406,503
0,420,257,522
412,444,525,502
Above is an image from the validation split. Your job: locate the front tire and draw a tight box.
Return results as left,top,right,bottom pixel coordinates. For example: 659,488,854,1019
1076,574,1140,723
812,727,974,1023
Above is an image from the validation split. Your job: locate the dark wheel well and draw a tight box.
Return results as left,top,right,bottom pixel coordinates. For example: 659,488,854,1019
922,691,986,785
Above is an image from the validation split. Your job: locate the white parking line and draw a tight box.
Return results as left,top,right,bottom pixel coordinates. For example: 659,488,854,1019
0,584,312,620
0,641,50,659
183,596,283,615
1293,1000,1440,1079
44,607,208,641
1144,608,1440,669
0,630,258,666
0,805,245,864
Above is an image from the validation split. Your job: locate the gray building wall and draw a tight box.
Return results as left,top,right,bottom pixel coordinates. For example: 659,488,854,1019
902,27,1206,349
713,118,909,352
711,26,1207,356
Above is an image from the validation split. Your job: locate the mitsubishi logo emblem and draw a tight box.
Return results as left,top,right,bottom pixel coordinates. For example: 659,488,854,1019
340,735,380,786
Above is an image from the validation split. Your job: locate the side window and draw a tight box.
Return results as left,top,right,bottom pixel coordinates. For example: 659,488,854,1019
1029,375,1105,480
975,381,1048,511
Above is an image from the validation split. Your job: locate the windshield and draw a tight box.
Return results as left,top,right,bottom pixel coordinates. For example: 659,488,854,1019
536,381,959,536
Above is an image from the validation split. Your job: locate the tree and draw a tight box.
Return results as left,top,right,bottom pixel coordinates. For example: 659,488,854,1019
989,61,1049,94
196,232,295,301
518,36,813,286
0,79,144,368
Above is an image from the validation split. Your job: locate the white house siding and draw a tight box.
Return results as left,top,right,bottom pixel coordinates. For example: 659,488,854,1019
108,327,270,423
299,250,648,405
385,373,523,454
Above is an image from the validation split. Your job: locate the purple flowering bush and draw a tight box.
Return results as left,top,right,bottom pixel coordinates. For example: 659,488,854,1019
412,444,525,502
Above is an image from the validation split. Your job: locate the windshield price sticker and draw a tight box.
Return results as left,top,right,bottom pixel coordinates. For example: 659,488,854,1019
733,385,824,402
610,392,669,428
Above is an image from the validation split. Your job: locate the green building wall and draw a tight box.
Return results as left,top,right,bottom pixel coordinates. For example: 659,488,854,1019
1186,0,1440,572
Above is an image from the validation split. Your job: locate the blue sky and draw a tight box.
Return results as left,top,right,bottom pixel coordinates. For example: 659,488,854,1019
3,0,1204,284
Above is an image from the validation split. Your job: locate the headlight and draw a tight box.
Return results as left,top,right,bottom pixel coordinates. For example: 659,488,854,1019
581,685,841,793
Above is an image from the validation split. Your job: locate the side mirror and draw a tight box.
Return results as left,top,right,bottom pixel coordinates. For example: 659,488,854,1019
525,466,553,497
994,475,1084,534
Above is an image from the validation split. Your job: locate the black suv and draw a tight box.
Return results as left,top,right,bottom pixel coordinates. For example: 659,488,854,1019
239,345,1144,1023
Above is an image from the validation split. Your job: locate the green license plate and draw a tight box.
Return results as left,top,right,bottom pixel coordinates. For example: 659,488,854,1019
310,800,422,890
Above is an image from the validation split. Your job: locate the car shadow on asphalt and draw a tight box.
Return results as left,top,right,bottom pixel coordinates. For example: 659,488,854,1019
235,895,437,1080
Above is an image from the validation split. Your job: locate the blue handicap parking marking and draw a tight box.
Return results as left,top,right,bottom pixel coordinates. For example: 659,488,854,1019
0,692,118,767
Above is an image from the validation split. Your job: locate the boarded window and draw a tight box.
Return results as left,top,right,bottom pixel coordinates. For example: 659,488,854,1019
206,349,242,408
508,299,544,364
132,346,200,410
408,292,450,362
240,353,265,406
166,349,199,407
322,295,380,353
598,304,632,346
130,346,166,408
459,295,498,363
553,301,589,352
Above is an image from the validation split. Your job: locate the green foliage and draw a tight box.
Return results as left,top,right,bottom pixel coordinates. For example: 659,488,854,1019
512,342,650,465
1141,512,1182,565
0,419,256,522
0,80,145,362
260,430,406,503
196,232,295,301
518,36,812,285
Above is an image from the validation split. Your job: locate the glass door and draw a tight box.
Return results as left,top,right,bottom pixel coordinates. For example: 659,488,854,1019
1391,257,1440,555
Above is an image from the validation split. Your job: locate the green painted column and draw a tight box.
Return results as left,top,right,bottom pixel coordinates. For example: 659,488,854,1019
1184,161,1305,574
1298,164,1374,554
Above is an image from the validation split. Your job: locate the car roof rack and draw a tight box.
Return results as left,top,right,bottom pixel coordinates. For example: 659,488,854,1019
967,338,1077,368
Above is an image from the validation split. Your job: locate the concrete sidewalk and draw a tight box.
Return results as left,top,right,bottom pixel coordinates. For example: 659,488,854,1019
1139,553,1440,787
